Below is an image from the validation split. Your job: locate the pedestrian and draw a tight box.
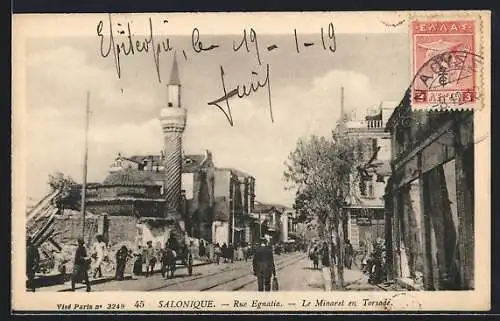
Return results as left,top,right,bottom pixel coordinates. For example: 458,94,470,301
252,238,277,292
199,240,206,260
115,245,129,281
320,241,332,291
145,241,156,277
221,243,228,263
312,246,319,270
71,238,91,292
344,239,354,269
26,236,40,292
132,245,144,277
237,244,244,261
243,243,250,262
91,235,106,279
167,234,179,254
207,242,214,262
228,242,234,263
155,242,163,265
214,243,221,264
161,244,177,279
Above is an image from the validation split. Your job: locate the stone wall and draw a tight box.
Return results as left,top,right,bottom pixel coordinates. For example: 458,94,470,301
107,216,138,246
52,212,139,247
52,211,100,246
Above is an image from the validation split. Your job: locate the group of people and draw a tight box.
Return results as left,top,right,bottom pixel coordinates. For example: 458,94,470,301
31,233,188,292
26,232,289,292
308,239,354,270
213,242,236,264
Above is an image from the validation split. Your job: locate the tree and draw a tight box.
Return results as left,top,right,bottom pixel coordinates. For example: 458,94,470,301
283,134,362,289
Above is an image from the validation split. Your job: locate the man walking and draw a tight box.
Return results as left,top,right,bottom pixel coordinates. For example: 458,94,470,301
145,241,156,277
71,238,91,292
252,238,276,292
26,236,40,292
344,239,354,269
91,235,106,279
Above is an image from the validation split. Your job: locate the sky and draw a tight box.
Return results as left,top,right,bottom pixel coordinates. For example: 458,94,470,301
24,29,410,207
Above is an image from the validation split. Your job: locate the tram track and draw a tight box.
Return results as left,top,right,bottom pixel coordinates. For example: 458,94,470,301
146,252,305,292
202,253,306,291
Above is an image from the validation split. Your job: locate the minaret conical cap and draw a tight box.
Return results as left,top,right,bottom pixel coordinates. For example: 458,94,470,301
169,52,181,85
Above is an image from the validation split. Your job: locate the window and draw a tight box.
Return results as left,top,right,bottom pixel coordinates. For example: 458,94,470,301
360,179,367,196
372,138,378,156
367,179,374,198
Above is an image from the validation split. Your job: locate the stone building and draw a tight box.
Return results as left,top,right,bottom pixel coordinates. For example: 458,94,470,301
252,202,290,245
384,89,475,290
86,150,216,246
212,168,255,246
335,98,397,249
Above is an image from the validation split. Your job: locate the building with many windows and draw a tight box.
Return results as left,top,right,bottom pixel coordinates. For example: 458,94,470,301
212,168,255,246
335,99,397,249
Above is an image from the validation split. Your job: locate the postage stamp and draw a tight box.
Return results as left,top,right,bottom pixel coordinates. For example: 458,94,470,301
411,19,481,109
11,11,491,314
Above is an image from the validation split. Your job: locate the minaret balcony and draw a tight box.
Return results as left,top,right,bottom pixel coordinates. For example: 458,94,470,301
160,107,187,132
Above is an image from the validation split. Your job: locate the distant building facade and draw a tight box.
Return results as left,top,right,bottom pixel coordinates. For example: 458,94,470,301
212,168,255,246
252,202,292,245
335,100,397,249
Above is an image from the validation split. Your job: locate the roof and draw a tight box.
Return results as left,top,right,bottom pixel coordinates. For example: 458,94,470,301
169,52,181,85
217,167,253,179
253,201,290,213
103,168,163,186
385,87,412,132
119,154,209,173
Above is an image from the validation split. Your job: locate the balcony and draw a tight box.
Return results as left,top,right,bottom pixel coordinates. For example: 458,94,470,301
367,119,383,128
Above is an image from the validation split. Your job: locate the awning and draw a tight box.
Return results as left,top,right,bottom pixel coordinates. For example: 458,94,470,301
344,194,384,209
374,162,392,177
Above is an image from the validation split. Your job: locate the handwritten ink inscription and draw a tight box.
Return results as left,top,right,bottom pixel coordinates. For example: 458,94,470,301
207,64,272,127
96,15,338,126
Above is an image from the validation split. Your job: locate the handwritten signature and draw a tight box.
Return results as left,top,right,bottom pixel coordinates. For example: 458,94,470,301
207,64,273,127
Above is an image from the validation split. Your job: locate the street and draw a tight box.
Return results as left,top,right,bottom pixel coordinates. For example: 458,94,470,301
55,252,389,292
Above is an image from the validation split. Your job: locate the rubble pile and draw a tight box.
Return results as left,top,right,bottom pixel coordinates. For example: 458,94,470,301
53,244,77,275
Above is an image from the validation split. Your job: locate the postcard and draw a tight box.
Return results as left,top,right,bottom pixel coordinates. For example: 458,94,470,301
12,11,491,312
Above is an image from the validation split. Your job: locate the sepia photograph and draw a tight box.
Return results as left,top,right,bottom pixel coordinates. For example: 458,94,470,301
12,11,491,312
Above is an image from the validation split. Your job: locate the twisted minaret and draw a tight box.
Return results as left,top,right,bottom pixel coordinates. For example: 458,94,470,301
160,53,187,228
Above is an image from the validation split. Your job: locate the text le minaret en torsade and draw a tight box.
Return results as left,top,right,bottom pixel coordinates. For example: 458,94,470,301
160,53,187,228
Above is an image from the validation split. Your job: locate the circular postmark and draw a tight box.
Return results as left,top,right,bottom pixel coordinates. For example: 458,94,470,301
384,292,422,312
411,49,484,110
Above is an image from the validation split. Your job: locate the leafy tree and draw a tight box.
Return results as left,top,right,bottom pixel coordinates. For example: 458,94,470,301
284,134,362,289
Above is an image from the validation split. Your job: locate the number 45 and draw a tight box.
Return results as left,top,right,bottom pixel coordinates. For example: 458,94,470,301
134,301,145,308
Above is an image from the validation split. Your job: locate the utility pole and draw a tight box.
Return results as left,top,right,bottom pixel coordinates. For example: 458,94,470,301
338,86,346,288
231,177,236,245
258,212,261,240
340,86,344,121
81,91,90,242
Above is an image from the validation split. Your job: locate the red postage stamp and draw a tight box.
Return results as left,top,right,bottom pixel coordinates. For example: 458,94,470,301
411,20,478,108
